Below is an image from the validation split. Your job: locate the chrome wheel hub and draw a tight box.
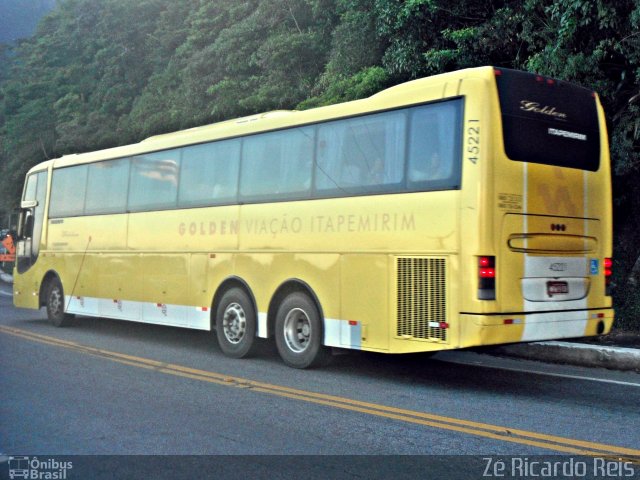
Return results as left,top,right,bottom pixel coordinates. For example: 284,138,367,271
222,303,246,344
283,308,311,353
49,288,63,315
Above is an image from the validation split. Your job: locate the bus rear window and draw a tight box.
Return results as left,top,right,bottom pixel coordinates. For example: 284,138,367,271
495,68,600,171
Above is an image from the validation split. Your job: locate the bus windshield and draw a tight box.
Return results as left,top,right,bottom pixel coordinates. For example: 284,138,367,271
495,67,600,171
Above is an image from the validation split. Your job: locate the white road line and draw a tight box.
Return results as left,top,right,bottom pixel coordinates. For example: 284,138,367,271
439,354,640,388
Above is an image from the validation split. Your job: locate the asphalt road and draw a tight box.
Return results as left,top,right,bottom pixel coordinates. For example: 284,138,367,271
1,280,639,479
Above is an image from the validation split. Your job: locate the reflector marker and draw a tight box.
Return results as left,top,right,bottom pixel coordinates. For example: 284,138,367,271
503,319,523,325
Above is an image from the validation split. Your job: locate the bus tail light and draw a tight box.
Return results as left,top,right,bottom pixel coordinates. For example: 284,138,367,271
478,256,496,300
604,257,613,296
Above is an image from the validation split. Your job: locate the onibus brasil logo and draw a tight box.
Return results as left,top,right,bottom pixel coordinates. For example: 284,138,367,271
8,456,72,479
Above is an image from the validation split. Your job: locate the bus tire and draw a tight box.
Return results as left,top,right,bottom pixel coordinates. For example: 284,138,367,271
215,287,257,358
45,278,73,327
275,292,331,369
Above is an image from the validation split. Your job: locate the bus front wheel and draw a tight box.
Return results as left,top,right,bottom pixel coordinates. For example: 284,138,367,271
275,292,331,369
215,288,257,358
45,279,74,327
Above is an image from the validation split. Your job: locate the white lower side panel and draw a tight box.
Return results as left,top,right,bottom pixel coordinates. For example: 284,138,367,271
521,310,588,342
258,312,268,338
324,318,362,349
63,295,362,349
65,296,211,330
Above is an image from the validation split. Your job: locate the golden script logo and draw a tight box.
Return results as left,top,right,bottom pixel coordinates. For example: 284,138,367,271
520,100,567,120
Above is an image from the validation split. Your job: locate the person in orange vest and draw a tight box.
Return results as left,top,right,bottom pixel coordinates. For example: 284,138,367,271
0,231,16,262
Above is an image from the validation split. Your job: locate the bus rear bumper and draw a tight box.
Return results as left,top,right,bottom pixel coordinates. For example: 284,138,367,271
460,309,614,347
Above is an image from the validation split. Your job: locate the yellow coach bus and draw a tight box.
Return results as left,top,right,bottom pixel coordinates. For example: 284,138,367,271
13,66,613,368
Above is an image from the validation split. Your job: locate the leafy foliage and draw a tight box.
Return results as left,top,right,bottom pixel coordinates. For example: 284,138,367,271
0,0,639,329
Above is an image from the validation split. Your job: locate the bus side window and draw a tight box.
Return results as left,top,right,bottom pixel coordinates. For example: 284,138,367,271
240,128,313,200
50,165,88,217
408,101,461,189
316,111,404,193
179,140,240,207
129,150,181,211
85,158,130,215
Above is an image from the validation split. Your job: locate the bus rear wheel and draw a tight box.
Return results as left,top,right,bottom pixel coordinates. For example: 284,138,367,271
45,278,73,327
275,292,331,369
215,287,257,358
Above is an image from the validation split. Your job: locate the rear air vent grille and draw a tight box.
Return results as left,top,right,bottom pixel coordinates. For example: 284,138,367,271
397,257,447,342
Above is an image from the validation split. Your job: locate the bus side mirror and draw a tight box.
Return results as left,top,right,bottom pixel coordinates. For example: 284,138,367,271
23,213,34,238
17,200,38,239
21,200,38,209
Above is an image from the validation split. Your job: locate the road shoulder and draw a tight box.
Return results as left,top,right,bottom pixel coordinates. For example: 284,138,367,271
485,340,640,373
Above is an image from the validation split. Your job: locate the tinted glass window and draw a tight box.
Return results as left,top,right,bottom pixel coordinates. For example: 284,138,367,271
407,101,462,190
495,68,600,171
85,158,130,214
23,174,38,201
316,111,405,194
240,127,314,199
17,171,48,273
50,165,88,217
128,150,181,211
179,140,240,206
45,99,463,217
32,171,47,256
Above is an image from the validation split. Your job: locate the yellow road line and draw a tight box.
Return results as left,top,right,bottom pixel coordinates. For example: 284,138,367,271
2,325,639,459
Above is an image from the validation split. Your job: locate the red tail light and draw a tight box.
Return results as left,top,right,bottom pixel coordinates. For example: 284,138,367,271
478,256,496,300
604,257,613,295
479,267,495,278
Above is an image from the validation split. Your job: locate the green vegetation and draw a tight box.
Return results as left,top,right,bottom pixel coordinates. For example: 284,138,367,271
0,0,638,329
